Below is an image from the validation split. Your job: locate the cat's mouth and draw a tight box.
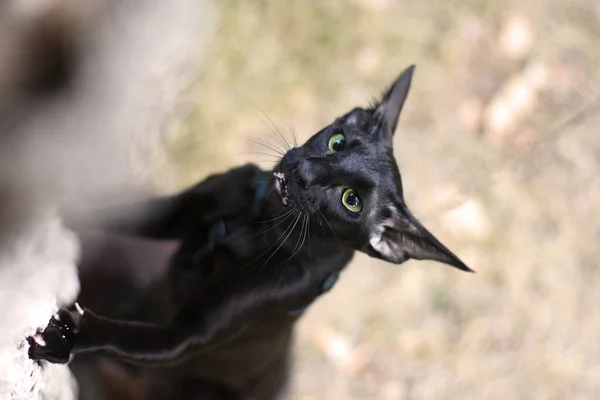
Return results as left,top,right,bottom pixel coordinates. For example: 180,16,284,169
273,171,290,206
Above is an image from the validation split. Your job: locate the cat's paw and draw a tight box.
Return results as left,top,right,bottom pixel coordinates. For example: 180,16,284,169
27,304,85,364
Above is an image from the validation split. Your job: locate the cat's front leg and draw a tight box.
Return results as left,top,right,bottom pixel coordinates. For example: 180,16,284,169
27,305,194,365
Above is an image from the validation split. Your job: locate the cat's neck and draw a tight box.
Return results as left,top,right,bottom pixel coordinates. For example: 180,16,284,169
207,170,354,277
251,186,354,275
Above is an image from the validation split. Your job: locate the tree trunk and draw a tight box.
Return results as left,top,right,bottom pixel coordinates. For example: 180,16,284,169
0,0,213,398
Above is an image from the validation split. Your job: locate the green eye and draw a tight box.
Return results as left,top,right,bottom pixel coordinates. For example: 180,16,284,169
328,133,346,152
342,188,362,212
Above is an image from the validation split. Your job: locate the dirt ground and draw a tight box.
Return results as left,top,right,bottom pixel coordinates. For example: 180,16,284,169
162,1,600,399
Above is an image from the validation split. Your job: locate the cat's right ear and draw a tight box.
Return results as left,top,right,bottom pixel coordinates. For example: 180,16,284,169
364,202,473,273
373,65,415,142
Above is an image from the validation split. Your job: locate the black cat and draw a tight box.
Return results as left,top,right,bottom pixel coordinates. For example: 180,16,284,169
27,66,472,400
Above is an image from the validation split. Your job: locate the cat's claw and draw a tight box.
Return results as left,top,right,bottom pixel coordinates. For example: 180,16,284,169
27,307,83,364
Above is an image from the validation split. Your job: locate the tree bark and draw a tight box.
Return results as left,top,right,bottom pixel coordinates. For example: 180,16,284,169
0,0,213,398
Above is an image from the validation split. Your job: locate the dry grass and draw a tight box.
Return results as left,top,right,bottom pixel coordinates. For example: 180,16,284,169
164,0,600,398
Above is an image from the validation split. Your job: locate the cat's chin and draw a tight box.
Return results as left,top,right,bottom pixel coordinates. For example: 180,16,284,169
273,171,290,206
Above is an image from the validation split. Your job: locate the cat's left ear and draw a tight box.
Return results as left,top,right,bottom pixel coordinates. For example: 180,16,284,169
364,202,473,272
374,65,415,141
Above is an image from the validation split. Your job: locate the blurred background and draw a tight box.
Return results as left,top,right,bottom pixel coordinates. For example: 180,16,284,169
163,1,600,399
4,0,600,399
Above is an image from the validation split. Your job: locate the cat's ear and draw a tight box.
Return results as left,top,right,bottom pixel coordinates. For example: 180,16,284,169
365,203,473,272
373,65,415,141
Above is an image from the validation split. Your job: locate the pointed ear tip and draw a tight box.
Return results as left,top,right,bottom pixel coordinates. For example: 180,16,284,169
462,265,476,273
452,260,475,273
394,65,416,85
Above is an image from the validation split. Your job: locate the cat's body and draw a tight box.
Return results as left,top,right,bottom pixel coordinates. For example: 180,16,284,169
28,66,471,400
71,163,353,399
80,165,353,399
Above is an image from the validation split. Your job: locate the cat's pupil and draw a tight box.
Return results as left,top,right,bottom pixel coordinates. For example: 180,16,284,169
346,192,360,206
332,138,344,152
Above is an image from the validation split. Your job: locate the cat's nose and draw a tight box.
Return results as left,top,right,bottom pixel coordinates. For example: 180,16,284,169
280,147,301,173
294,158,328,187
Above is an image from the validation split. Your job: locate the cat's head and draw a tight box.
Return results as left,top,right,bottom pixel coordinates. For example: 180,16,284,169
274,66,472,272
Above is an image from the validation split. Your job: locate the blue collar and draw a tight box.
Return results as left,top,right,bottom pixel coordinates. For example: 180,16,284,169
193,169,341,307
251,171,271,217
193,170,271,263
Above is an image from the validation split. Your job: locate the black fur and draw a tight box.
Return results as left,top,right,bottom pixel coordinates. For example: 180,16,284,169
27,66,471,399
